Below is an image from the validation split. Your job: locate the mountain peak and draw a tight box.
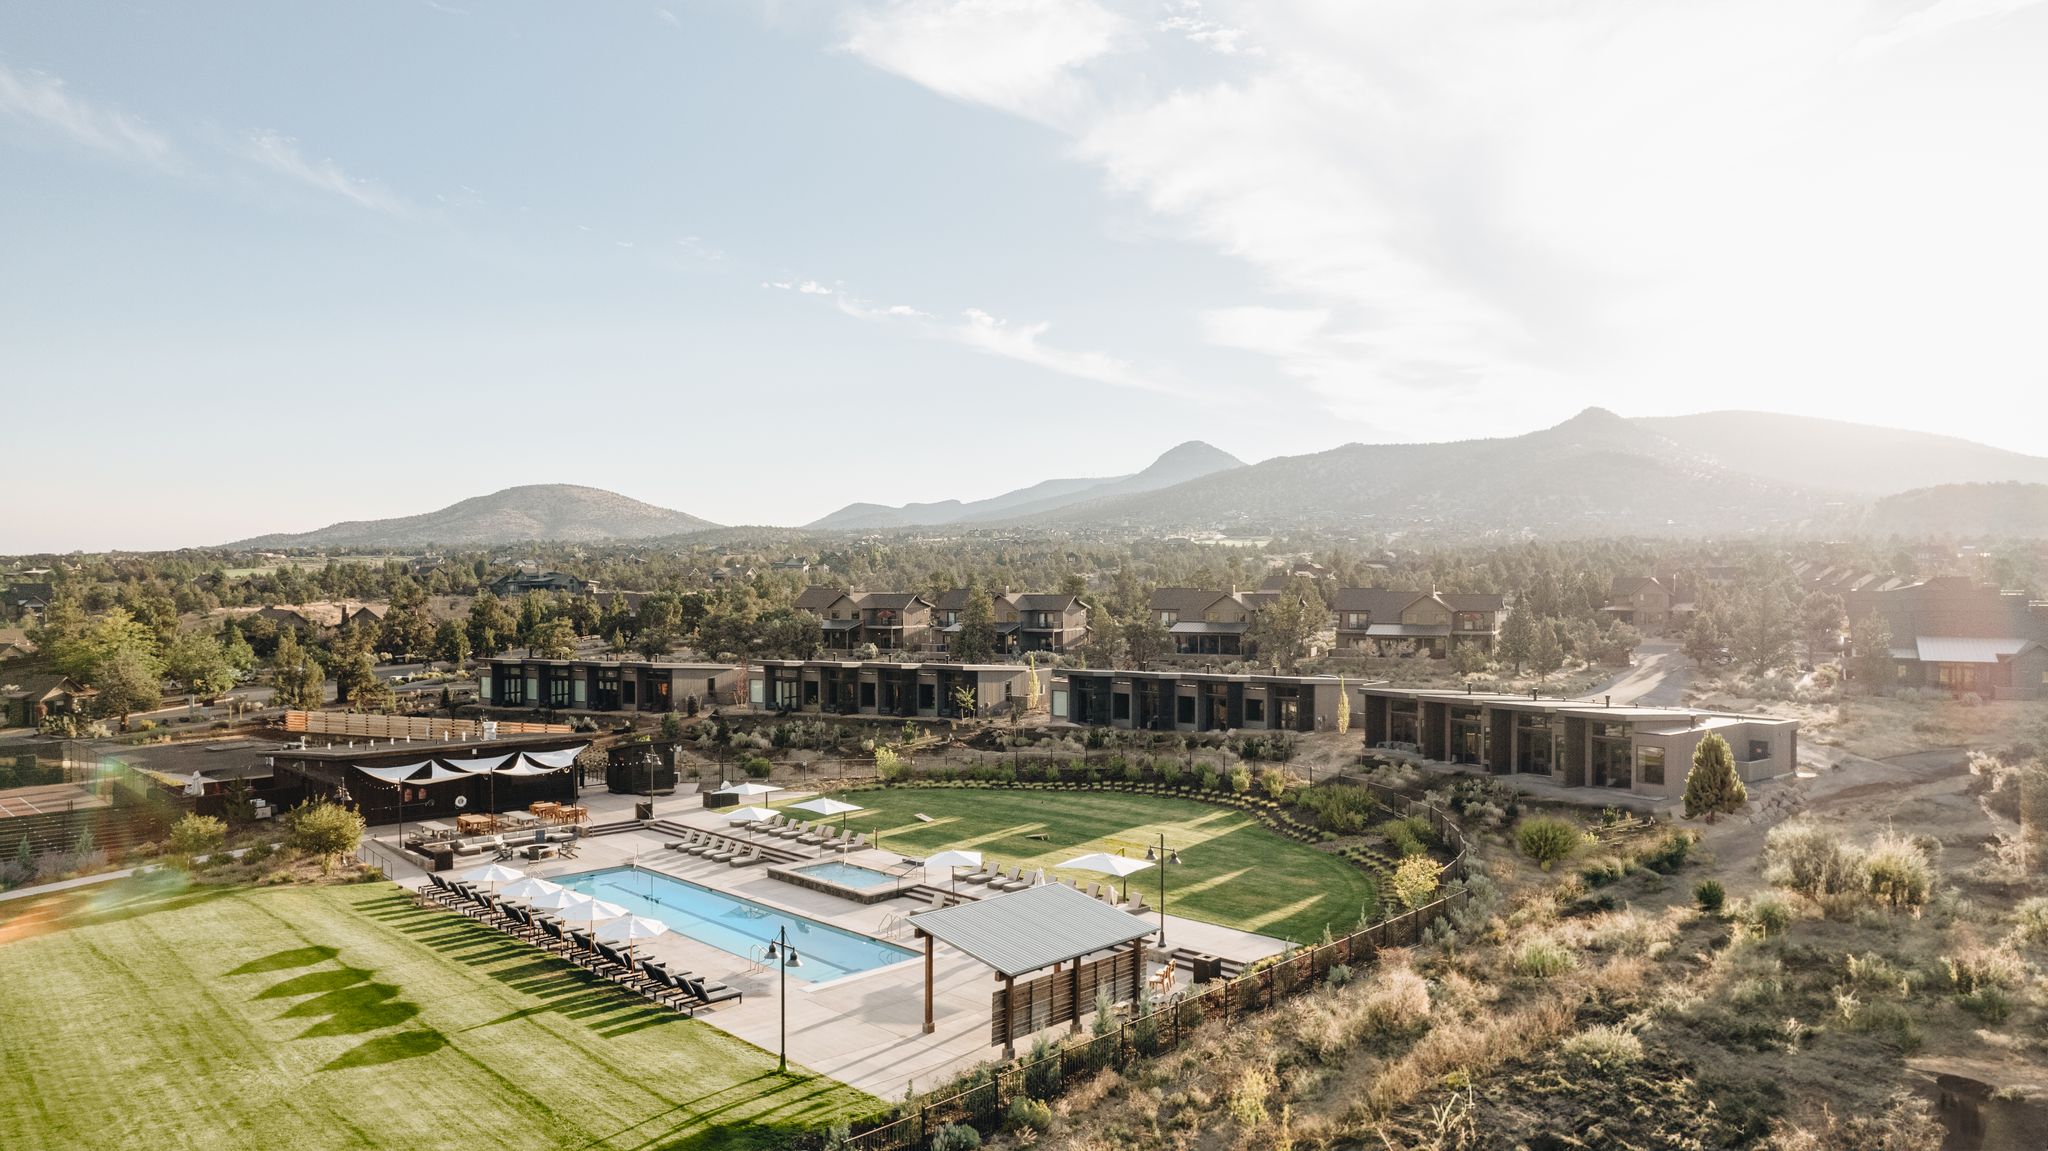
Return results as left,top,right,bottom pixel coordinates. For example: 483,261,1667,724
1139,441,1246,476
1555,406,1629,430
226,484,718,549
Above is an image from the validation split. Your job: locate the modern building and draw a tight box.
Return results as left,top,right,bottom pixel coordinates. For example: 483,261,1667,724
489,570,596,597
1052,669,1367,733
750,659,1046,719
268,732,586,826
482,657,744,713
1849,576,2048,699
793,587,938,652
1332,588,1505,657
1356,685,1797,801
931,589,1090,654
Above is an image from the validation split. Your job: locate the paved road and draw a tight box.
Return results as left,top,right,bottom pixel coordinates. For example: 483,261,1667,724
1592,638,1691,706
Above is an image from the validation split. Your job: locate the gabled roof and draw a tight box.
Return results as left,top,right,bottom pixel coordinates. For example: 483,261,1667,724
0,672,91,702
1333,587,1428,615
931,588,975,612
794,586,855,611
859,592,931,611
1011,593,1081,612
1150,587,1233,617
1440,593,1505,612
1909,636,2033,664
909,882,1157,979
1610,575,1662,598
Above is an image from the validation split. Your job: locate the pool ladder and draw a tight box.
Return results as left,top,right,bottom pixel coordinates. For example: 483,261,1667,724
745,944,770,975
876,912,909,941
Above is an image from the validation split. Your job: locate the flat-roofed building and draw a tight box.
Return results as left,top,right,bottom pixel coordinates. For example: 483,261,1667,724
482,657,743,713
751,659,1045,719
1357,685,1796,801
1052,669,1372,733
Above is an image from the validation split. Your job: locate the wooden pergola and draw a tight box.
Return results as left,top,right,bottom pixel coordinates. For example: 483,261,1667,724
908,883,1160,1057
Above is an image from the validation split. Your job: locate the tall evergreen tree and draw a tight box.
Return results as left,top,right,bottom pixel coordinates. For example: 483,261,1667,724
1682,732,1747,822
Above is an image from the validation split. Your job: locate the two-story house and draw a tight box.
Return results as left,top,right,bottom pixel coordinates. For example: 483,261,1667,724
1333,588,1504,658
931,589,1089,654
795,586,866,651
794,587,936,651
1849,576,2048,699
1603,576,1673,634
1150,588,1253,656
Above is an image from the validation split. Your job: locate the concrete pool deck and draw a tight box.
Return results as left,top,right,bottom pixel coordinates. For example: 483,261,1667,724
374,789,1293,1098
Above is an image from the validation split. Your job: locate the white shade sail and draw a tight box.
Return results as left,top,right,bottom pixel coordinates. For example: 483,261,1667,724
353,760,441,784
1058,853,1154,879
925,849,983,870
519,746,585,768
725,805,779,823
790,797,863,817
443,753,517,774
527,888,592,913
495,760,558,777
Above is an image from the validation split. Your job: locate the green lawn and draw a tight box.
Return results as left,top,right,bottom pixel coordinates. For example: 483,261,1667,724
794,787,1378,944
0,874,875,1151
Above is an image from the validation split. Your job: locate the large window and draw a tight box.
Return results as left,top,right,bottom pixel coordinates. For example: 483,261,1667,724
859,682,876,708
1639,747,1665,786
1176,696,1196,725
1748,739,1771,762
1113,692,1131,721
1244,697,1265,723
1590,722,1632,788
500,672,525,706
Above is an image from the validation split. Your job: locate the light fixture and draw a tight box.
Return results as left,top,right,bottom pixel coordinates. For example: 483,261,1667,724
1169,850,1182,866
1144,845,1157,861
786,950,802,968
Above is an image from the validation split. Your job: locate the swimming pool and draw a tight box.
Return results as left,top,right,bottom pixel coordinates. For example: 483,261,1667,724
790,861,898,890
554,866,916,983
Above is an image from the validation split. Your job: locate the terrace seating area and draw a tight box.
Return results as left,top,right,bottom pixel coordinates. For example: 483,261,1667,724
414,874,741,1015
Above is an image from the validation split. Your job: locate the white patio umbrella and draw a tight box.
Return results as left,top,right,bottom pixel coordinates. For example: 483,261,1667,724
461,862,525,892
1059,852,1154,901
527,888,593,914
790,796,864,832
925,848,983,893
497,876,563,903
554,897,628,930
726,805,779,838
713,782,780,799
595,914,671,962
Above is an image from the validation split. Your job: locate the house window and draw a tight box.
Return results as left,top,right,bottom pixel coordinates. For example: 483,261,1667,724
1176,696,1196,725
1748,739,1771,762
918,683,936,709
859,682,876,708
1113,692,1131,720
1244,698,1265,723
802,681,819,706
500,674,524,706
1004,682,1014,701
1639,747,1665,786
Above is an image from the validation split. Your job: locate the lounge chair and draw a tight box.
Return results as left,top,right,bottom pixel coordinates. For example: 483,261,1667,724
991,867,1026,893
706,841,739,864
685,836,718,857
776,821,810,840
837,832,867,854
796,826,828,847
682,974,743,1008
1127,890,1149,912
727,846,757,867
641,965,702,1015
963,861,999,886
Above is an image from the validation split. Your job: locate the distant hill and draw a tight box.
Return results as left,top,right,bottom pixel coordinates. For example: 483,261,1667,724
1635,411,2048,497
1014,409,1840,535
1858,482,2048,538
805,441,1245,530
228,485,719,548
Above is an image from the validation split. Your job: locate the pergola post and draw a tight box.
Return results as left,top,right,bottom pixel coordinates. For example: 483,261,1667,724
1001,974,1016,1060
1131,936,1146,1004
921,930,935,1035
1068,958,1082,1035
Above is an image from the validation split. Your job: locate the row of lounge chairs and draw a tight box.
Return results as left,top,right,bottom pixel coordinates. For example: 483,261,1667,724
755,816,866,853
416,874,741,1014
664,831,768,865
952,864,1150,909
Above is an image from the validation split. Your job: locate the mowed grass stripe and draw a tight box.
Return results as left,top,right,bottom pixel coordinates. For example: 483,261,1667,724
0,877,875,1151
799,788,1378,943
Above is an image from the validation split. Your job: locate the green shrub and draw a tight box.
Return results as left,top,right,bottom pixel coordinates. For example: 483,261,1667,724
1325,962,1353,988
285,800,365,874
1640,830,1695,874
1256,767,1287,801
1376,816,1436,857
1763,821,1865,899
1390,855,1441,910
1295,783,1378,834
1746,894,1792,937
1515,938,1577,977
740,755,773,780
166,814,228,858
1003,1097,1053,1135
1960,987,2013,1023
1560,1024,1642,1069
1694,879,1726,913
2010,897,2048,949
1515,816,1580,870
1228,766,1252,795
1863,832,1932,911
930,1122,981,1150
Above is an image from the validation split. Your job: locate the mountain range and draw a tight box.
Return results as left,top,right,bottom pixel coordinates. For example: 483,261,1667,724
215,411,2048,548
805,440,1245,530
226,485,719,549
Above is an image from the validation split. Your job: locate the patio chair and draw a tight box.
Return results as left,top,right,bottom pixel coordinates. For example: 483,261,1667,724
837,832,867,854
493,842,518,862
536,919,578,956
727,846,757,867
559,839,580,859
641,966,701,1015
685,835,717,856
796,825,828,847
962,861,999,886
706,841,739,864
776,821,810,840
1127,890,1149,912
992,867,1027,893
682,974,743,1008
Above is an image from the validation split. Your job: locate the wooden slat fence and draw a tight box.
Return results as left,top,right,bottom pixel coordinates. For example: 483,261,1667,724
282,711,572,741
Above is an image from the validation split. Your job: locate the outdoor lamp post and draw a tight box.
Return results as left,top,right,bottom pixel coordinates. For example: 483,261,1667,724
1143,833,1182,948
764,924,803,1074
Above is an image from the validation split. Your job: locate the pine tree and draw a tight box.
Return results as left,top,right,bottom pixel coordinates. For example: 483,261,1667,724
1498,605,1536,673
1531,622,1565,681
1682,732,1747,822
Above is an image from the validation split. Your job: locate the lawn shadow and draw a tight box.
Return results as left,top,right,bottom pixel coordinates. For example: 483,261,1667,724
255,966,369,999
230,945,342,976
283,981,422,1037
319,1028,448,1072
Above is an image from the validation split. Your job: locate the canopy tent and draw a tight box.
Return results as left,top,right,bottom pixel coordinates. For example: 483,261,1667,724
907,882,1159,1054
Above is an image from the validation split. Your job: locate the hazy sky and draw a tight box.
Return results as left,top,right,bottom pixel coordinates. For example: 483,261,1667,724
4,0,2045,552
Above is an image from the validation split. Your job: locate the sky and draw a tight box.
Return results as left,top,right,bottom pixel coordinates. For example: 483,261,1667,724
3,0,2046,552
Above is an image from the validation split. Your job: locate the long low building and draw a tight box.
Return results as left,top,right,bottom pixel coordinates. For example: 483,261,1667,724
1051,669,1370,733
1357,685,1796,801
749,659,1047,719
482,657,745,713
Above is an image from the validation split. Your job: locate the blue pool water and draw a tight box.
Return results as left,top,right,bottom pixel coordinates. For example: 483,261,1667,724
791,861,899,890
555,866,916,983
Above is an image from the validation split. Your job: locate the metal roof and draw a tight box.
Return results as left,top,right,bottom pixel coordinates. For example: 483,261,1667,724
1364,623,1450,637
1913,636,2031,664
1168,621,1248,634
908,882,1157,978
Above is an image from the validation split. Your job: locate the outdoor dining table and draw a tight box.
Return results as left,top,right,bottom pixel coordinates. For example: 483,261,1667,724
500,811,540,829
557,805,589,825
455,814,496,835
415,820,455,840
529,802,562,820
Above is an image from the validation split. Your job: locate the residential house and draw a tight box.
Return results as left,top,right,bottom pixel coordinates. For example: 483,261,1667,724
254,601,389,634
483,657,743,713
933,589,1089,654
1332,588,1505,657
1850,576,2048,699
489,570,596,597
1258,559,1329,591
1602,577,1673,634
5,581,52,620
1150,588,1252,656
2,671,94,728
1054,669,1367,733
793,587,936,651
1357,685,1797,802
752,659,1044,719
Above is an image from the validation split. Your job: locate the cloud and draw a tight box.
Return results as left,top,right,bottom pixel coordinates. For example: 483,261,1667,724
841,0,1126,125
0,64,180,170
241,129,410,216
949,306,1179,394
1159,1,1254,55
